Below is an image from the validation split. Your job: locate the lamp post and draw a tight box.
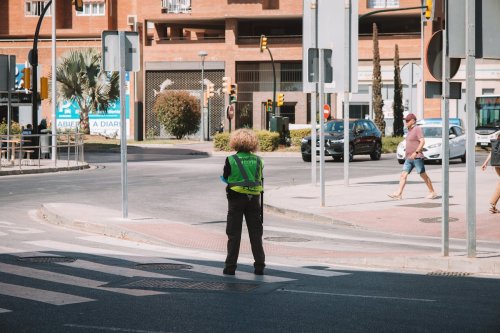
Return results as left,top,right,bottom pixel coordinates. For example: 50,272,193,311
198,50,208,141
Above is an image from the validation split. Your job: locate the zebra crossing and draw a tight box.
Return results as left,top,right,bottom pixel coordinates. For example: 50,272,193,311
0,234,350,315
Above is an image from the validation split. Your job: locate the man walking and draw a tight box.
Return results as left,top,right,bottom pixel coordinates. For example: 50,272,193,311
388,113,438,200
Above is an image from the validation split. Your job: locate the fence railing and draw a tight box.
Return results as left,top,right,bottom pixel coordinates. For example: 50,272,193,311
0,132,85,171
160,0,191,13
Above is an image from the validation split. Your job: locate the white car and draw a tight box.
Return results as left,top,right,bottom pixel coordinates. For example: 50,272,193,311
396,124,467,164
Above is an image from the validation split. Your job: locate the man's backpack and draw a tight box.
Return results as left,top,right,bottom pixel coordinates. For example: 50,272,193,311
491,140,500,166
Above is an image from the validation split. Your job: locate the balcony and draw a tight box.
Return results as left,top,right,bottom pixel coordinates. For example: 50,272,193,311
161,0,191,14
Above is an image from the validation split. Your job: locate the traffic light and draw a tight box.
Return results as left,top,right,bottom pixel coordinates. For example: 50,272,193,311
424,0,433,20
277,93,284,107
73,0,84,12
222,76,231,94
229,84,238,104
21,67,31,90
40,77,48,100
266,99,273,112
259,35,268,53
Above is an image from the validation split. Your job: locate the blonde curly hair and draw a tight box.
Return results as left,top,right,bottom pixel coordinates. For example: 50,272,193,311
229,129,259,152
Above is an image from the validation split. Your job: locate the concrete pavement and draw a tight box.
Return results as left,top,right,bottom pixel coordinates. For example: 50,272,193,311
4,141,499,276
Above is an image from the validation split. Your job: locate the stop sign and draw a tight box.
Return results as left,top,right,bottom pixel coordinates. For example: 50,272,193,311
323,104,331,119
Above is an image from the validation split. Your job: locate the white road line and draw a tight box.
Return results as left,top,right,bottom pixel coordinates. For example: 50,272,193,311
25,240,136,256
63,324,172,333
0,263,164,297
58,260,185,280
0,308,12,313
0,282,94,305
278,289,436,302
79,235,342,280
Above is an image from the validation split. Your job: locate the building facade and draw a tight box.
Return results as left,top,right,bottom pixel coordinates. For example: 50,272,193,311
1,0,499,138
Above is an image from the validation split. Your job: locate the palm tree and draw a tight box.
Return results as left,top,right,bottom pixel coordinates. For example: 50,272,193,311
55,49,119,134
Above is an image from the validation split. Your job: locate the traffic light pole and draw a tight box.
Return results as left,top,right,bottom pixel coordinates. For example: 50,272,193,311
266,48,277,117
30,0,53,135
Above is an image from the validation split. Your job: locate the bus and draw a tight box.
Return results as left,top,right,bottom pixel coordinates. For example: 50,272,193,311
476,95,500,146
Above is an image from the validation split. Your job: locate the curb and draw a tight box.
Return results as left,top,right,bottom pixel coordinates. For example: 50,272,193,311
264,204,354,227
0,164,90,176
38,204,168,246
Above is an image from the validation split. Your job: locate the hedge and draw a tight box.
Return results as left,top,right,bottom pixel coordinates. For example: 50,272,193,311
213,130,280,152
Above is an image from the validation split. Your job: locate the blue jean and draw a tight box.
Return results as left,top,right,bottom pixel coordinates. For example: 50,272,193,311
403,158,425,174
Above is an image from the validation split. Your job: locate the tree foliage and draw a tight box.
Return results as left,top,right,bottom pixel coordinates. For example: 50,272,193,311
153,91,200,139
393,44,404,137
372,23,385,136
55,49,119,134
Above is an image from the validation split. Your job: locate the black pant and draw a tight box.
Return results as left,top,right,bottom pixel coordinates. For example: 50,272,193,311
225,191,265,271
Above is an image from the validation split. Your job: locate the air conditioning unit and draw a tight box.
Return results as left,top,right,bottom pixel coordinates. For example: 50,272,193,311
127,15,137,27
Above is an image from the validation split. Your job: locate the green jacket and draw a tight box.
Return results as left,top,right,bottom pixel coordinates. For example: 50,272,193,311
227,152,263,195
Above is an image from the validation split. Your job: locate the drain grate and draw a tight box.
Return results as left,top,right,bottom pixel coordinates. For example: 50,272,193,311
120,279,259,292
18,256,76,263
264,237,310,242
135,263,193,270
419,217,459,223
427,271,472,277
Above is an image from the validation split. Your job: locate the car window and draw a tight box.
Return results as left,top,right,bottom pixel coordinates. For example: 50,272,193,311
454,127,463,136
367,121,377,131
422,127,442,138
355,122,364,132
362,121,371,131
324,121,354,132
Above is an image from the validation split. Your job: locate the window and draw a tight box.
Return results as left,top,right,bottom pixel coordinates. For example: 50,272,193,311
76,2,105,16
367,0,399,8
25,1,51,16
482,88,495,95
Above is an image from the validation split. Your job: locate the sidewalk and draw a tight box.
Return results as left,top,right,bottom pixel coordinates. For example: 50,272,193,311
0,159,89,176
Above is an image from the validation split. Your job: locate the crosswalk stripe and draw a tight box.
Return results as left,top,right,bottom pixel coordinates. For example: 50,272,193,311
0,282,94,305
25,240,134,256
0,263,164,297
79,236,338,280
0,308,12,313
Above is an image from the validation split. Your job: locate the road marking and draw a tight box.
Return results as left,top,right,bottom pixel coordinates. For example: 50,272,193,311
0,263,164,297
0,308,12,313
79,236,300,282
0,282,94,305
63,324,172,332
25,240,135,256
0,221,44,235
278,289,436,302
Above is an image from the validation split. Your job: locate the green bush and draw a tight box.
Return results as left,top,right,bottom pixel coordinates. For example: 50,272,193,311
213,132,231,151
256,130,279,152
0,119,21,135
290,128,311,146
382,136,404,153
153,90,200,139
212,130,279,152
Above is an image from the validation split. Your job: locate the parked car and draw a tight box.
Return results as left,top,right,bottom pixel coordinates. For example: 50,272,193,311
300,119,382,162
396,124,467,164
416,117,464,127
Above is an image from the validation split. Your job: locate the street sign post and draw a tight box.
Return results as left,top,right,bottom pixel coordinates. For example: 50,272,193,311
102,31,140,219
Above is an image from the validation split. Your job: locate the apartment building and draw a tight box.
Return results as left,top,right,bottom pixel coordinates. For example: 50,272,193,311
1,0,499,138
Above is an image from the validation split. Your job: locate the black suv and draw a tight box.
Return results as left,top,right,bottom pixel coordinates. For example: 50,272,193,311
300,119,383,162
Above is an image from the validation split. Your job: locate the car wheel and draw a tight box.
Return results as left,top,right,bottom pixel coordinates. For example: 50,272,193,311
461,153,466,163
370,142,382,160
302,154,311,162
349,144,354,162
398,159,404,165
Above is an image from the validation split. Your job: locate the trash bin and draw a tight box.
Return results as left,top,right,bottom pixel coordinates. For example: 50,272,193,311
40,129,50,159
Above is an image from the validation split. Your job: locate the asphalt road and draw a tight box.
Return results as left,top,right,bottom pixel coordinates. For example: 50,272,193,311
0,147,497,332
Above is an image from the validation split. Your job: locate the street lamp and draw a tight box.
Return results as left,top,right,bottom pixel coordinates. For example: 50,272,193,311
198,50,208,141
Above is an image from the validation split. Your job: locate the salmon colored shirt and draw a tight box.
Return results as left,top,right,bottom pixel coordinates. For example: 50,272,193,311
405,125,424,159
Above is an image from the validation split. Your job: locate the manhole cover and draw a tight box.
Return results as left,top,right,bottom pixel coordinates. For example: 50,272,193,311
120,279,259,292
264,237,310,242
419,217,459,223
17,256,76,263
427,271,472,277
135,263,193,270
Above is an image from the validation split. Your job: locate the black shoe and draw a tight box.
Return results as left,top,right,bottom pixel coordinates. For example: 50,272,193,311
223,268,235,275
254,268,264,275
